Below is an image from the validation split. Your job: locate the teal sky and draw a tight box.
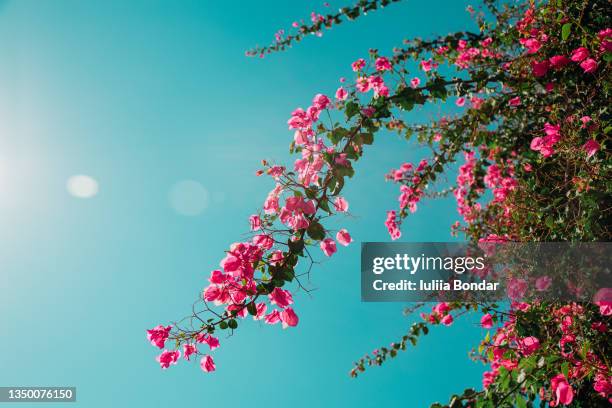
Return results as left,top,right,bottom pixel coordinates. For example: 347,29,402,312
0,1,489,406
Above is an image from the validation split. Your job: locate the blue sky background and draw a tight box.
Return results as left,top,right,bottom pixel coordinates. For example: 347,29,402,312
0,1,489,406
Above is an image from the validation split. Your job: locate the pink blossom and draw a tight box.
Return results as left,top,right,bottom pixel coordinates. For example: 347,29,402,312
531,60,550,77
264,310,281,324
520,336,540,355
336,229,352,246
200,355,216,373
583,139,600,158
508,96,521,106
320,238,337,257
385,210,401,240
441,314,453,326
351,58,366,72
157,349,180,369
507,278,528,300
570,47,589,62
335,87,348,101
434,302,450,314
269,287,293,309
455,97,466,107
580,58,598,73
196,333,220,350
280,307,299,328
334,196,349,212
183,344,197,361
520,37,541,53
361,107,375,117
420,59,436,72
480,313,493,329
551,374,574,405
471,97,484,109
549,55,570,69
410,77,421,88
535,276,553,291
147,325,172,349
246,303,262,320
249,215,261,231
312,94,331,110
375,56,392,71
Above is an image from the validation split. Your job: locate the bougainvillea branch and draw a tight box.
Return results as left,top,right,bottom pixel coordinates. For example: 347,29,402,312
245,0,402,58
149,0,611,406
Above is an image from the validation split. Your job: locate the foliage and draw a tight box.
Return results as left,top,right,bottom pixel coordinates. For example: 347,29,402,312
149,1,611,406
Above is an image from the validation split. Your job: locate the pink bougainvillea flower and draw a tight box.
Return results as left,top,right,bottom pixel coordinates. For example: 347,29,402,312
268,287,293,309
520,336,540,355
280,307,299,328
551,374,574,405
441,314,453,326
361,107,375,117
549,55,570,69
455,97,466,107
420,59,436,72
375,56,392,71
531,60,550,77
249,214,261,231
335,86,348,100
410,77,421,88
480,313,493,329
312,93,331,110
508,96,521,106
336,229,352,246
147,325,172,349
320,238,337,257
471,97,484,109
519,37,541,53
334,196,349,212
433,302,450,315
570,46,589,62
200,355,216,373
507,278,528,300
351,58,366,71
183,343,197,361
535,275,552,291
196,333,220,350
593,288,612,316
580,58,598,73
583,139,600,158
157,349,180,369
264,310,281,324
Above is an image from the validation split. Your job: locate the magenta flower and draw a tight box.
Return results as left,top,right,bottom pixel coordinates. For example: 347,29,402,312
480,313,493,329
334,196,349,212
280,307,299,328
570,46,589,62
336,229,352,246
200,355,216,373
583,139,600,158
580,58,598,73
320,238,337,256
146,325,172,349
157,349,180,369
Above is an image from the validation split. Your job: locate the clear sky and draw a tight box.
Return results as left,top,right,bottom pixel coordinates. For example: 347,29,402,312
0,1,489,406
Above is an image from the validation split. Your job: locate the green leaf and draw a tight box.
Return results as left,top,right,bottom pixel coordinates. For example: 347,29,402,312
358,132,374,145
307,221,326,241
228,319,238,329
345,101,359,119
288,238,304,253
561,23,572,41
247,302,257,315
516,395,527,408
